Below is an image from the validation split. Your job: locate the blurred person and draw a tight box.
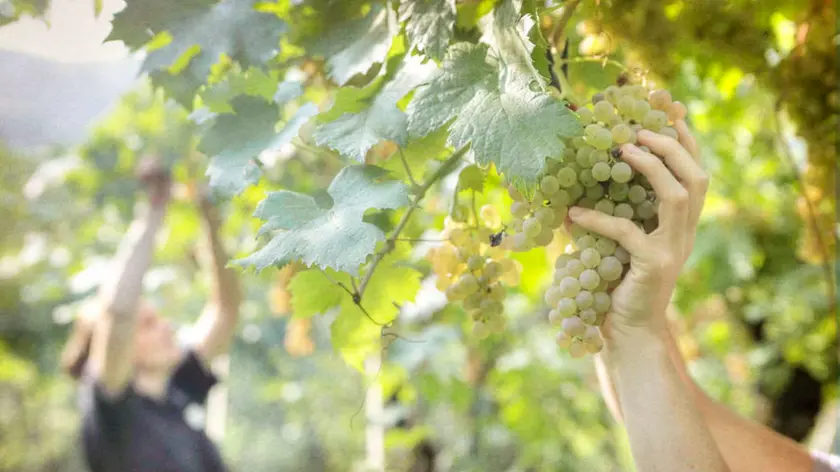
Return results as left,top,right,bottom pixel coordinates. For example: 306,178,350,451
565,121,839,472
60,160,242,472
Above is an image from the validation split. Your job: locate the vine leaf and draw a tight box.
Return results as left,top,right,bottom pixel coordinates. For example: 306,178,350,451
313,54,438,162
108,0,286,100
399,0,456,61
315,4,398,86
197,87,318,195
406,42,581,183
237,165,411,275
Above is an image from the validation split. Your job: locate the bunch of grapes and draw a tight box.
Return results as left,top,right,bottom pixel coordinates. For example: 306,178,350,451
540,84,686,357
428,206,521,339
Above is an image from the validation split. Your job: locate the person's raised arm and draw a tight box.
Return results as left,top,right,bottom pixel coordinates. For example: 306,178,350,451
568,120,728,472
88,161,170,397
192,194,242,364
592,122,815,472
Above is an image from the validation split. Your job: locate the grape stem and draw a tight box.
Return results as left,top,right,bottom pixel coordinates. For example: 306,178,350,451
355,146,468,304
397,146,419,188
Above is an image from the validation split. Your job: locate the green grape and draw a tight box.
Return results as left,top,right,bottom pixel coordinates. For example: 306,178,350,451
571,136,587,148
512,232,531,252
576,234,597,250
545,285,564,307
558,276,582,297
585,124,604,140
614,203,634,219
472,321,489,339
450,228,470,246
533,227,554,246
557,298,577,317
546,159,562,175
480,298,503,316
553,268,567,283
580,248,601,268
592,162,611,182
576,149,595,168
628,185,647,204
579,308,597,324
643,110,668,131
484,261,502,280
603,85,619,104
632,99,651,122
608,182,630,201
548,308,564,326
508,184,525,201
591,149,609,163
617,95,635,116
614,246,631,264
511,201,529,218
556,168,578,188
523,217,542,237
445,283,466,301
463,293,482,311
563,147,577,161
579,169,597,187
575,290,594,310
570,224,589,240
588,128,613,150
569,340,587,358
635,200,657,220
586,184,605,200
553,205,568,225
480,204,502,228
556,331,572,349
562,316,586,337
550,189,570,207
584,334,604,353
535,207,554,226
611,124,632,144
660,126,679,140
591,92,605,104
594,237,617,256
577,107,594,124
610,162,633,183
648,89,672,110
555,254,572,269
577,197,596,209
630,85,648,100
467,255,485,271
579,269,601,291
594,100,616,122
565,259,585,277
540,175,560,195
594,199,615,215
567,183,585,201
597,256,623,282
488,283,505,301
532,190,546,205
593,292,612,314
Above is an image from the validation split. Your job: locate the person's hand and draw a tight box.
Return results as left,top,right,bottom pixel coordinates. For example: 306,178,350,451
194,185,222,228
567,119,707,339
135,158,171,208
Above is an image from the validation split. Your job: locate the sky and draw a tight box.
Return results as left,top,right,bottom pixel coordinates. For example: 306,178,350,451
0,0,129,63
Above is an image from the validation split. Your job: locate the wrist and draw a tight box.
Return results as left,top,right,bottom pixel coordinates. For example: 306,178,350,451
603,318,670,358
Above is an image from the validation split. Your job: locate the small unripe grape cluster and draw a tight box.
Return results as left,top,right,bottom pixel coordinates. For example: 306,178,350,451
546,84,686,357
429,206,521,339
506,168,571,252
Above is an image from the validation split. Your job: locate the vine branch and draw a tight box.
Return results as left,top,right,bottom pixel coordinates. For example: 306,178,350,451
354,146,468,303
772,101,836,314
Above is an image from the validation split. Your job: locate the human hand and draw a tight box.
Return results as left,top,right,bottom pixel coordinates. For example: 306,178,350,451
567,120,707,340
135,158,172,208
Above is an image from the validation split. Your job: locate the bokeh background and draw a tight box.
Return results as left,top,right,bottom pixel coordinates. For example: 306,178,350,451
0,0,836,471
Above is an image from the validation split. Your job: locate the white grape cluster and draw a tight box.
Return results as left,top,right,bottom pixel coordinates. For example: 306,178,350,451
506,166,571,252
430,206,521,339
541,84,686,357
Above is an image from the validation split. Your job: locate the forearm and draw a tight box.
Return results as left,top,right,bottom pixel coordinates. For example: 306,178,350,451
199,214,241,313
98,205,165,318
599,319,812,472
606,324,729,472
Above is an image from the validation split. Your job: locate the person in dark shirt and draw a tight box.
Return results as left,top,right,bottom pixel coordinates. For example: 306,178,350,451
60,159,242,472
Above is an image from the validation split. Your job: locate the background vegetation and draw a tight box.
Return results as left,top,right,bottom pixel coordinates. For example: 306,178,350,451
0,0,836,471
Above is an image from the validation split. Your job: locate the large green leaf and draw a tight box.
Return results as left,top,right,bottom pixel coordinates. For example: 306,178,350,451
313,54,438,162
288,269,344,318
197,91,318,195
109,0,286,98
407,42,581,183
315,4,399,86
399,0,456,61
237,165,411,274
